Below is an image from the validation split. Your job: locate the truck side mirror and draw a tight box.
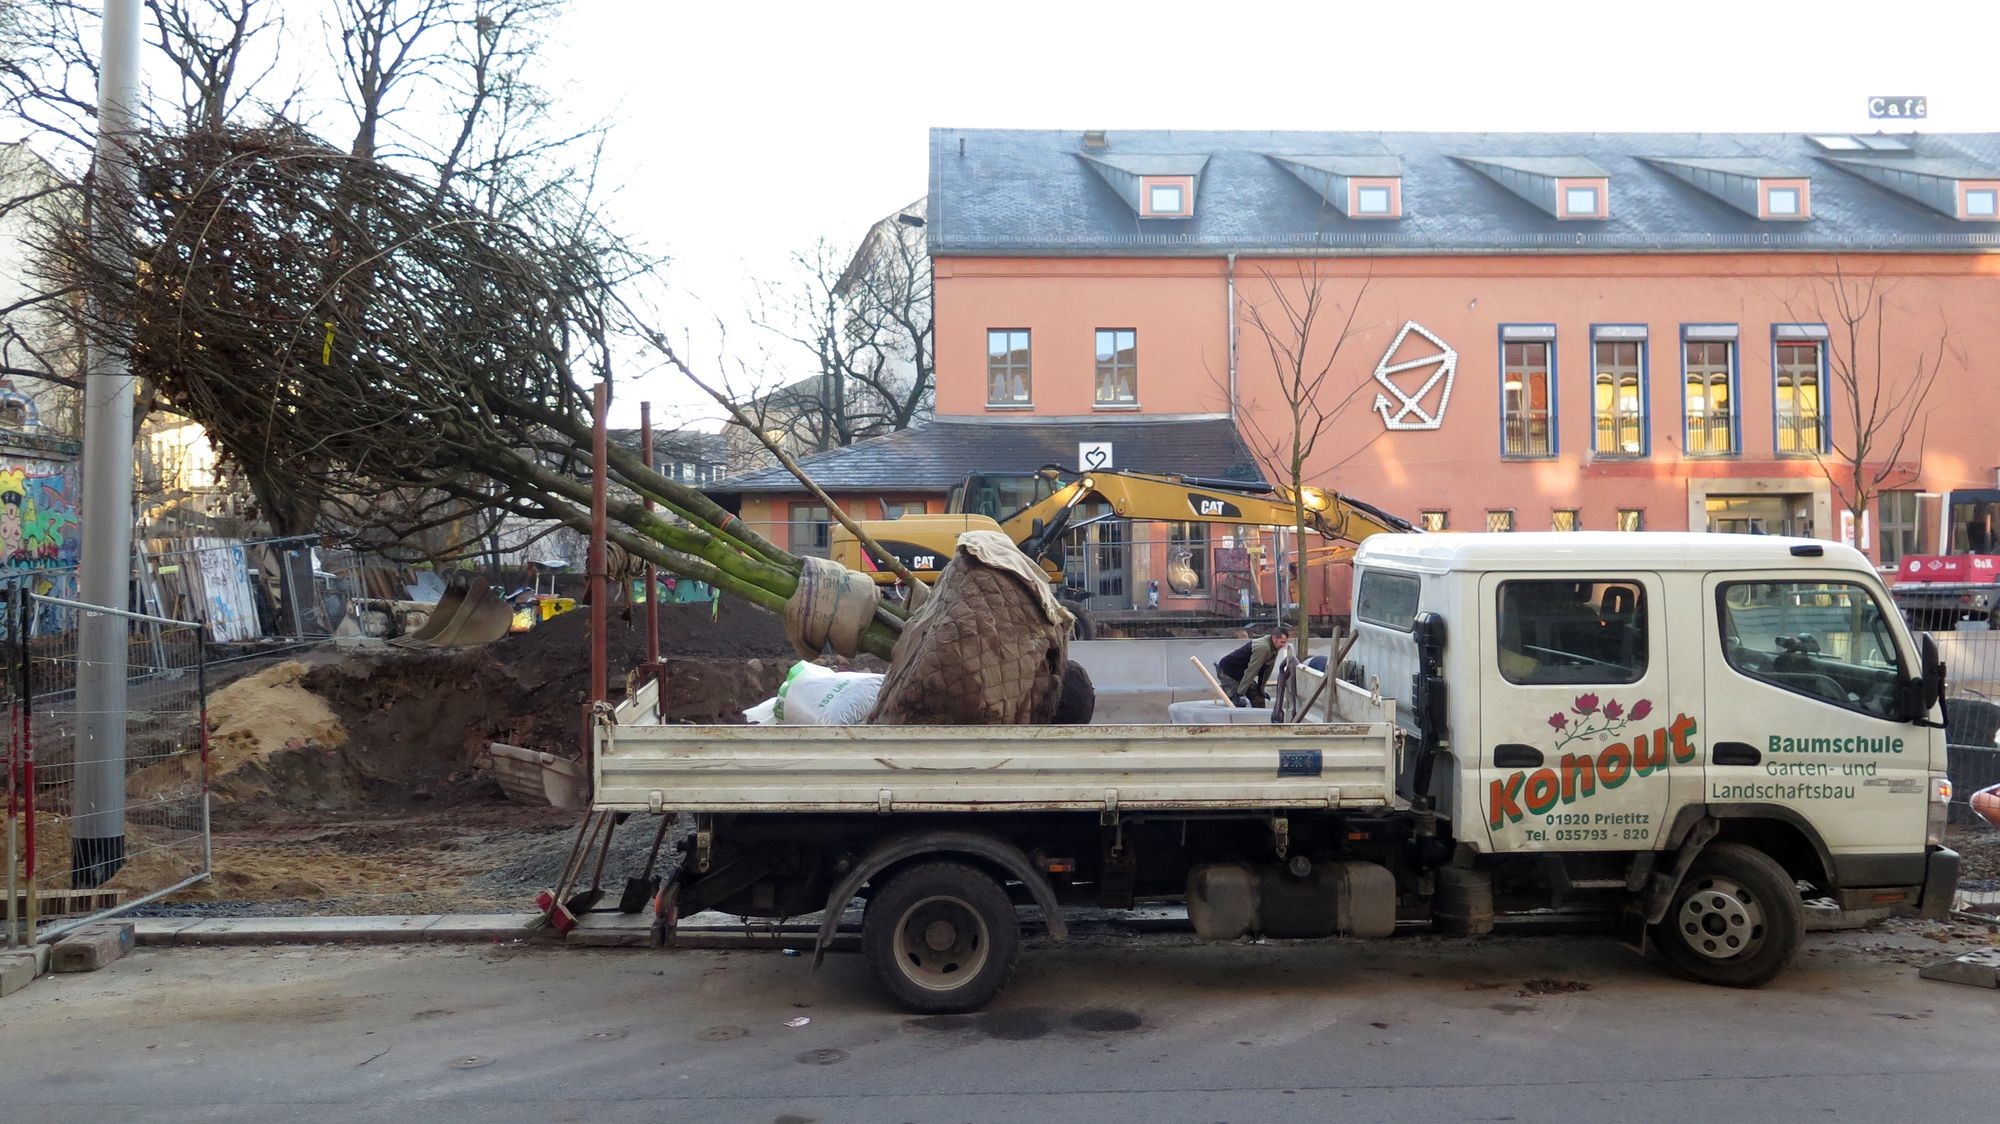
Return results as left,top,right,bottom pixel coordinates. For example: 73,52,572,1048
1920,633,1946,714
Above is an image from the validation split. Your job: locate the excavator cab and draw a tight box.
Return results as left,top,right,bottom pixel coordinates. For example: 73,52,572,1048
950,471,1066,523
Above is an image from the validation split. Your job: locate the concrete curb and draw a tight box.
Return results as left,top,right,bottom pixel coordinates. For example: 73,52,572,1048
135,913,545,946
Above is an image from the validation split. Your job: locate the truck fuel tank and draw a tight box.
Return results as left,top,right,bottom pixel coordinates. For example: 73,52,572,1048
1186,860,1395,941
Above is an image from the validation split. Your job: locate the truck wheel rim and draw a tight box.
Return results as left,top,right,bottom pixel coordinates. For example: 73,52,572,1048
1676,875,1765,960
894,894,990,991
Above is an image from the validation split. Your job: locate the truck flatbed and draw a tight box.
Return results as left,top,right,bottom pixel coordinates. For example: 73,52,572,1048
593,679,1402,815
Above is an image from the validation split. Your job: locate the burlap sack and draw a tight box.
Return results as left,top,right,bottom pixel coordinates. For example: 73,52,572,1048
868,532,1071,725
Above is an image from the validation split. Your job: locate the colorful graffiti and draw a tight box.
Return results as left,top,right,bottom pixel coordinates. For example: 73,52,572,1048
0,461,82,571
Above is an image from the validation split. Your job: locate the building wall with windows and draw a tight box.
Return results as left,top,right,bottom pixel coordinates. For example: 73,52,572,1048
928,128,2000,576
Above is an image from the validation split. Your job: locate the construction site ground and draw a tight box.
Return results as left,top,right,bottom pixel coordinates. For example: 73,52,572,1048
152,599,811,917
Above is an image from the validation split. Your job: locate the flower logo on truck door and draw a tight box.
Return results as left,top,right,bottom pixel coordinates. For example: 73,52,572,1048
1490,695,1696,830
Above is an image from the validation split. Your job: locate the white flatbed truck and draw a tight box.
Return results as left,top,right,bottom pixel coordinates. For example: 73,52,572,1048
593,533,1959,1012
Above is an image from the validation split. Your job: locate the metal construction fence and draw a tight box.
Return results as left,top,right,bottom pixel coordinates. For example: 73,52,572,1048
5,593,209,947
1931,630,2000,825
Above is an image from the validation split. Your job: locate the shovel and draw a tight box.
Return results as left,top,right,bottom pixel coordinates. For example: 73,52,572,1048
619,813,675,914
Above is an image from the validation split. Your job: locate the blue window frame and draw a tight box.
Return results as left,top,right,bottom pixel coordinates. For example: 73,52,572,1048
1590,325,1649,457
1497,325,1558,458
1771,327,1829,456
1680,327,1740,456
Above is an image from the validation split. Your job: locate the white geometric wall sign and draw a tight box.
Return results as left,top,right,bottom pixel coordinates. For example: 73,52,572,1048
1371,321,1457,431
1079,441,1114,471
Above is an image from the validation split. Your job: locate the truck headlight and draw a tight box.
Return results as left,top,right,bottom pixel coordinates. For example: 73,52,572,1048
1928,774,1952,847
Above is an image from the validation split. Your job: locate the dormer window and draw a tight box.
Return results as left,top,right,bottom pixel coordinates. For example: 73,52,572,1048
1766,187,1799,215
1148,183,1185,215
1964,185,1999,220
1356,186,1390,214
1555,178,1607,219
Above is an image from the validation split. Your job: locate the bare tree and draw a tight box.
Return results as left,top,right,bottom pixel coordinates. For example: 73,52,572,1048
1784,260,1950,554
747,203,933,456
1233,261,1379,658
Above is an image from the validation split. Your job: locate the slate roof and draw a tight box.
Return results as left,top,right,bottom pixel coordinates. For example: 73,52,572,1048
1457,155,1609,178
708,416,1266,494
928,128,2000,255
1642,155,1809,179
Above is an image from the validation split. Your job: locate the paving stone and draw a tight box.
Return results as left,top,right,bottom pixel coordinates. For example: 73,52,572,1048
1919,949,2000,988
131,918,205,945
50,922,135,973
566,910,652,948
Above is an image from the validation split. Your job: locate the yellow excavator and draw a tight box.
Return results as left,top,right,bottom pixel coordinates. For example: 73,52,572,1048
830,465,1415,617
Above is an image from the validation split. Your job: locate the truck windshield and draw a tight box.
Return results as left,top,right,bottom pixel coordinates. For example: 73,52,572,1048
1948,493,2000,553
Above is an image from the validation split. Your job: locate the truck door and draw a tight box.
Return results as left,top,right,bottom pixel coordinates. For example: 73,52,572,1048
1703,574,1928,867
1478,572,1673,852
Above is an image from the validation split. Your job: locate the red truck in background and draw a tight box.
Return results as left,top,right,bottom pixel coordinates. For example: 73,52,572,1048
1891,489,2000,631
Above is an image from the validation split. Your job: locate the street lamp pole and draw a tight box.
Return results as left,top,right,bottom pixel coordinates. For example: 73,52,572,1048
72,0,144,887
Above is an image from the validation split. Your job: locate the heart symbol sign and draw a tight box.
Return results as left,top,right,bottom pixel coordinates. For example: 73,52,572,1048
1079,442,1113,471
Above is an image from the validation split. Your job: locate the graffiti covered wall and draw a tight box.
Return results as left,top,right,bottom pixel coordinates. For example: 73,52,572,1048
0,441,81,581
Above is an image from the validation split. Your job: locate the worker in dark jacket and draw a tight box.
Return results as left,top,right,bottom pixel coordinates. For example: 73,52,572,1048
1215,626,1290,707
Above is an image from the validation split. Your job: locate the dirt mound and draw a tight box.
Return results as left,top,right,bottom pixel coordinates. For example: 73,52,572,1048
492,596,795,671
205,660,348,777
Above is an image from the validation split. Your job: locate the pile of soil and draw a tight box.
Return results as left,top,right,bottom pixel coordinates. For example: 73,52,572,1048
205,661,348,778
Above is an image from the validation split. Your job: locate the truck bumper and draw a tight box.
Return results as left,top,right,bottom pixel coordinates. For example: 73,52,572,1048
1918,846,1961,921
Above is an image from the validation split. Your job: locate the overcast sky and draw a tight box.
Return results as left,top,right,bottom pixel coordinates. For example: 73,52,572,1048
541,0,1992,426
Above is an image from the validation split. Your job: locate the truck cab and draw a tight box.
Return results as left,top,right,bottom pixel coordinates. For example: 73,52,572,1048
1345,532,1956,977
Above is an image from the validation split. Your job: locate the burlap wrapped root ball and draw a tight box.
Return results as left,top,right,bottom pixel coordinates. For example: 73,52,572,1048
869,531,1074,725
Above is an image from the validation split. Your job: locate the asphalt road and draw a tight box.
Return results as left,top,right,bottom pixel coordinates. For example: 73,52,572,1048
4,926,1998,1123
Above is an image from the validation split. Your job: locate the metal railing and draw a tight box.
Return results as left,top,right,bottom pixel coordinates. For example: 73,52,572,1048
1501,412,1553,457
6,592,208,946
1593,413,1645,456
1685,410,1736,454
1775,411,1824,455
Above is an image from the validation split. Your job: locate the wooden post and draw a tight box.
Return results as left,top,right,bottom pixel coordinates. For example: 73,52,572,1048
640,400,660,666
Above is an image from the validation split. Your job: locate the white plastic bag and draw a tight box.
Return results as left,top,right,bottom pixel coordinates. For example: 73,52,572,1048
741,696,780,725
772,661,883,725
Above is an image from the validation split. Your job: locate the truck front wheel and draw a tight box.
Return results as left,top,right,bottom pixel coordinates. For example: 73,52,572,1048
862,861,1021,1013
1651,842,1803,988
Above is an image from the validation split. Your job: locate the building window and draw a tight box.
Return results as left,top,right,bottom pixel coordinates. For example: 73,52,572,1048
1148,183,1185,214
1774,341,1824,454
1501,339,1553,457
1094,328,1137,406
1165,521,1209,592
1564,185,1599,216
1967,188,1998,218
1617,508,1645,532
1682,340,1735,455
987,329,1031,406
1419,509,1449,532
1766,186,1801,217
1592,340,1645,456
1552,509,1580,532
1879,491,1922,565
788,503,830,558
1356,185,1392,215
1486,509,1515,533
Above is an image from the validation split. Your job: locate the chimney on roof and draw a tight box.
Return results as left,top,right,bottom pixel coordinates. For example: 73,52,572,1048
1083,130,1108,149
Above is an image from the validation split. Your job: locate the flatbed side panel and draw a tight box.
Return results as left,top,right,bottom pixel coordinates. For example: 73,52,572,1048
593,722,1398,814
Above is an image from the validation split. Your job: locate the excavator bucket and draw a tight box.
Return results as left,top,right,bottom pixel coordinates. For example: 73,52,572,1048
390,574,515,648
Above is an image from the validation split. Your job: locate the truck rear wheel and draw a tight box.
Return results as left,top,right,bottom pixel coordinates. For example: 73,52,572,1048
862,861,1021,1013
1651,842,1803,988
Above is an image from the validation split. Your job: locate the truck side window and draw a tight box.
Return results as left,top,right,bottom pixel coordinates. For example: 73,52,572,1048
1717,581,1906,719
1497,579,1647,685
1356,569,1421,631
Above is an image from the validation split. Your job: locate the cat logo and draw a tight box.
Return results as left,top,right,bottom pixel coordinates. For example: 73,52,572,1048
1190,496,1241,519
910,554,939,570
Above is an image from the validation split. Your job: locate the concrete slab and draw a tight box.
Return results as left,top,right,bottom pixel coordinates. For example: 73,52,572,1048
1920,948,2000,988
172,915,443,946
422,913,543,941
